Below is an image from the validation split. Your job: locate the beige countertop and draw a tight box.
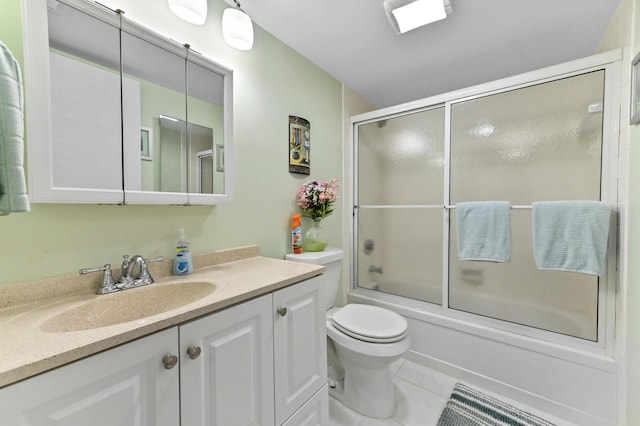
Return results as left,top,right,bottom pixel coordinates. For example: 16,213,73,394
0,245,324,388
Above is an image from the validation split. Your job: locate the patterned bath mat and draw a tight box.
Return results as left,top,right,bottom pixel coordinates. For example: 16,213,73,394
437,383,557,426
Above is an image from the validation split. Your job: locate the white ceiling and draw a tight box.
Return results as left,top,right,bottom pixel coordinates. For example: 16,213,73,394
241,0,621,108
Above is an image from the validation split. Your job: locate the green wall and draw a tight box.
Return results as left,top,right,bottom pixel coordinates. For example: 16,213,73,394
0,0,343,285
0,0,22,64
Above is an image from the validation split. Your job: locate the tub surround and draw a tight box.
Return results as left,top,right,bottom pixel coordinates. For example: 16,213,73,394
0,245,324,388
351,290,617,425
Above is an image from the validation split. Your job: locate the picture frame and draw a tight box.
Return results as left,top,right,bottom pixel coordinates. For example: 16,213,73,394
216,144,225,172
631,51,640,125
140,127,153,161
289,115,310,175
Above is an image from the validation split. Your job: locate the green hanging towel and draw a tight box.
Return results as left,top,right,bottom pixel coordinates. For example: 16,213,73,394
0,40,30,215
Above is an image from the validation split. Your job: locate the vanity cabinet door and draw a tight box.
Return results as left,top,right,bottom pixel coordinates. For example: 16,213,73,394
273,276,327,426
280,385,329,426
0,327,179,425
180,294,275,426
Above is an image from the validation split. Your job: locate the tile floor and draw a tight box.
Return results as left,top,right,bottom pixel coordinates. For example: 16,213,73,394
328,358,575,426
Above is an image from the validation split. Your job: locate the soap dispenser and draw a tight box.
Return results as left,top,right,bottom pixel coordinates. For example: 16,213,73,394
173,228,193,275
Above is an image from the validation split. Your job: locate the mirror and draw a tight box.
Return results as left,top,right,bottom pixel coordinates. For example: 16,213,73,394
120,28,228,202
158,116,220,194
186,59,226,196
23,0,233,205
46,0,123,201
119,26,188,203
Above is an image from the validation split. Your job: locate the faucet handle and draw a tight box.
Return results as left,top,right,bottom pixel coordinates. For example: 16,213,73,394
136,256,165,286
80,264,119,294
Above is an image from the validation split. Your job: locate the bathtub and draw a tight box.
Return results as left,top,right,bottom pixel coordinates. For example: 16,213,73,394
350,280,617,426
369,279,591,339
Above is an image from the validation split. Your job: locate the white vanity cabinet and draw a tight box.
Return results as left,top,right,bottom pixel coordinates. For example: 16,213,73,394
273,277,328,425
0,327,180,425
180,293,275,426
180,275,327,426
281,386,329,426
0,275,327,426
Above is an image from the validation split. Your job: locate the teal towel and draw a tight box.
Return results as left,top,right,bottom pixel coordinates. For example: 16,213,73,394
456,201,511,262
532,201,610,276
0,40,29,215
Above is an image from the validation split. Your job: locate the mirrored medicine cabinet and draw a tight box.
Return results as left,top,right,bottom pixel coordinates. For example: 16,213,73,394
21,0,234,205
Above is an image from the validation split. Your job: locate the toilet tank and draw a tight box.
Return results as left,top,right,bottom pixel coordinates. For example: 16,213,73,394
284,248,344,311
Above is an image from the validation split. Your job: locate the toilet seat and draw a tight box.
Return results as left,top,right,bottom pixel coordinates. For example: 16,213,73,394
329,304,408,343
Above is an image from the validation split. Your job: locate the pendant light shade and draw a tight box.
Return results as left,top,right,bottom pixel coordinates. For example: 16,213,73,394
222,4,254,51
168,0,207,25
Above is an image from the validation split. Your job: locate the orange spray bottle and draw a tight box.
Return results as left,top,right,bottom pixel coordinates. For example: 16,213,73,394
292,214,303,254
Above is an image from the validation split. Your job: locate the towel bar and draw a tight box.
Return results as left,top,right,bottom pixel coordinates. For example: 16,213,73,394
445,205,530,210
355,205,532,209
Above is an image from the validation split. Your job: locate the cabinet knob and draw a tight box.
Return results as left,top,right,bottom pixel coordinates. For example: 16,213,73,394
277,306,287,317
186,345,201,360
162,354,178,370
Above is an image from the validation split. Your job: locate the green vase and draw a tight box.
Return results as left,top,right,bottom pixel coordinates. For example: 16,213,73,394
303,219,328,252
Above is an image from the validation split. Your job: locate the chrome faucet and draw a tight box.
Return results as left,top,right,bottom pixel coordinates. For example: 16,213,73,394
119,255,164,289
80,255,164,294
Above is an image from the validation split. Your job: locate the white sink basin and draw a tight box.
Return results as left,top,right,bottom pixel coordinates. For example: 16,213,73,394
42,281,216,332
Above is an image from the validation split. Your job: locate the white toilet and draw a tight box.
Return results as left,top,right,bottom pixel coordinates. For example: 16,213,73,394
285,248,410,419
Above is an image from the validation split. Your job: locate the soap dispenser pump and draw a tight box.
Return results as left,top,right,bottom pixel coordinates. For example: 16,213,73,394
173,228,193,275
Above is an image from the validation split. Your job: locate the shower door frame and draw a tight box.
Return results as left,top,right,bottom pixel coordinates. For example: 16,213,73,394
350,50,621,356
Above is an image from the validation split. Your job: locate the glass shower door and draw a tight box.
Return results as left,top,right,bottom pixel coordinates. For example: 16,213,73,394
356,107,445,304
354,69,608,341
448,70,605,340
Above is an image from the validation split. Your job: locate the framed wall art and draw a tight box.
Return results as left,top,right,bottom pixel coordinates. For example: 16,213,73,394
289,116,310,175
140,127,153,161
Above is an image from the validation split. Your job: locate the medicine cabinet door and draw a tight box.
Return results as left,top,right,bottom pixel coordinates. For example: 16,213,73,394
25,0,124,203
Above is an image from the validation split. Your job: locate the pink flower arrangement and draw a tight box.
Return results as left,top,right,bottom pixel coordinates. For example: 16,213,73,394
296,178,339,221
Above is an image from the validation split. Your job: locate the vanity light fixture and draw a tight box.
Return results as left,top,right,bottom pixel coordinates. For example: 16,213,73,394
383,0,452,34
222,0,254,51
168,0,208,25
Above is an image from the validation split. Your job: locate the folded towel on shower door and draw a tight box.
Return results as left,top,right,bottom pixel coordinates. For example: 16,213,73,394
532,201,610,276
455,201,511,262
0,40,30,215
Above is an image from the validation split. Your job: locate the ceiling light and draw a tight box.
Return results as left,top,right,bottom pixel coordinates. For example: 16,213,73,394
222,0,254,51
383,0,452,34
168,0,207,25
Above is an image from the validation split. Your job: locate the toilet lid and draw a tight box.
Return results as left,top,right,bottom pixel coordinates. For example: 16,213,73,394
329,304,408,343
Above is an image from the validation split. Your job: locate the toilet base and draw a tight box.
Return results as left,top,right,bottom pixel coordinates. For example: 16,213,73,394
328,343,401,419
339,363,396,418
